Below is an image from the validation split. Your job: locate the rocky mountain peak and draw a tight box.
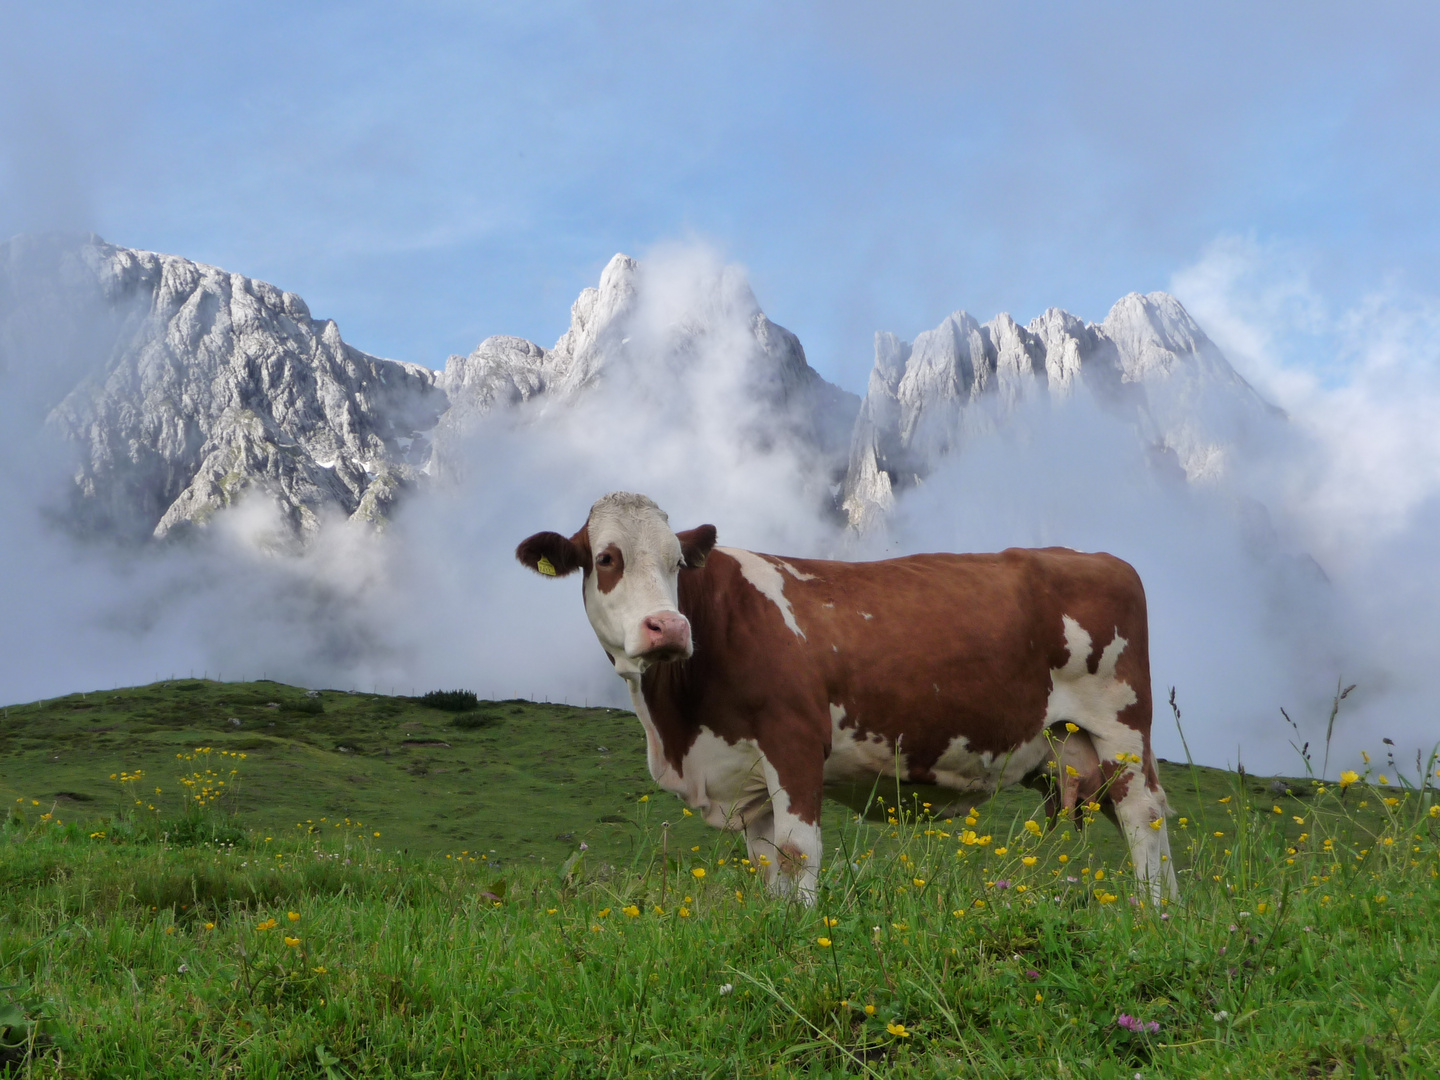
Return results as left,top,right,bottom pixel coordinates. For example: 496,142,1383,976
436,253,859,481
841,291,1280,529
0,233,446,543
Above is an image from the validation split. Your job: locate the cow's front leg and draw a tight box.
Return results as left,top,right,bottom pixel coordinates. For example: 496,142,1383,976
746,755,823,903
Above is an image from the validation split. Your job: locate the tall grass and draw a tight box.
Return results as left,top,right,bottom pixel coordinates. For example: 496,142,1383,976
3,744,1440,1079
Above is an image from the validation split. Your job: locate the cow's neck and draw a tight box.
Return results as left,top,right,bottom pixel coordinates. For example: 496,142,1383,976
630,563,723,778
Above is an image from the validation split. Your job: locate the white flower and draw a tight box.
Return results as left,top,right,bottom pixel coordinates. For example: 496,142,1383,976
718,983,734,996
1213,1010,1230,1022
177,964,189,974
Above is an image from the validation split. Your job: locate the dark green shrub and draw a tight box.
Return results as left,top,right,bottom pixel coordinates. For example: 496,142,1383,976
420,690,479,713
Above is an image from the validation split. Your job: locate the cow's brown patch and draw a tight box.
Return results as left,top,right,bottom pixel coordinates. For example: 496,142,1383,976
595,544,625,594
777,842,809,879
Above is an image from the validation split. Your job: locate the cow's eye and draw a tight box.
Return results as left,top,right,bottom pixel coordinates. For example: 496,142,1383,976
596,553,613,568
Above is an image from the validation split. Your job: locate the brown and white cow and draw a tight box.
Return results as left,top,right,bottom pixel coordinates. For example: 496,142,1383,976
517,491,1178,902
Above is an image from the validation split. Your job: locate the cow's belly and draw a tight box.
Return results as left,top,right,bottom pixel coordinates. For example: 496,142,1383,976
629,686,771,830
823,703,1052,793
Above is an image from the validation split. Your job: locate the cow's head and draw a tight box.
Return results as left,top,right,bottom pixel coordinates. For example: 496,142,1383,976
516,492,717,678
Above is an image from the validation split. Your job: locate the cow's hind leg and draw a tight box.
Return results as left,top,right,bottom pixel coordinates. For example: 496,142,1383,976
1082,732,1178,903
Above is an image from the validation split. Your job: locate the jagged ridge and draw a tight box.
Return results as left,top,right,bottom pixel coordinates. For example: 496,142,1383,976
841,292,1281,529
0,234,445,542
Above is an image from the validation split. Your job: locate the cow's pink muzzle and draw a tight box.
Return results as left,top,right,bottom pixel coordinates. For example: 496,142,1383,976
637,610,692,660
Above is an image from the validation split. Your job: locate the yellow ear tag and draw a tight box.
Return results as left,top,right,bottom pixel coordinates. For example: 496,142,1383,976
536,555,557,577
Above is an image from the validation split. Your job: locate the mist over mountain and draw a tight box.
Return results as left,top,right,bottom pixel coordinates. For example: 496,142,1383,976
434,252,858,504
1,232,1432,777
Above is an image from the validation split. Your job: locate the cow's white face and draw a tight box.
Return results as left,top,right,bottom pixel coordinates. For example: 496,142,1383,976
516,492,717,679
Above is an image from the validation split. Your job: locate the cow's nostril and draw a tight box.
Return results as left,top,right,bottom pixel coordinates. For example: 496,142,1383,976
645,618,663,634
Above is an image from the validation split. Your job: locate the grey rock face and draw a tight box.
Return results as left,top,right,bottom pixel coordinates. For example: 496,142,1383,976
436,253,859,486
0,234,446,543
841,291,1281,529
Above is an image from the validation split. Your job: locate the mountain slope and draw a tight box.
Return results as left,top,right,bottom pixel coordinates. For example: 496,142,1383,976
0,233,446,542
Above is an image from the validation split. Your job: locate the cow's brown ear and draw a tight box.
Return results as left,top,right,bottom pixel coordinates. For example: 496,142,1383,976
516,531,585,578
677,524,718,569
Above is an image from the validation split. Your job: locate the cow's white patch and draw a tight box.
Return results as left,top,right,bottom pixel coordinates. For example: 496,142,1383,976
829,703,846,724
628,683,769,831
1045,613,1177,901
825,722,906,783
719,546,806,640
776,559,816,581
930,730,1051,791
859,611,873,620
1044,615,1139,755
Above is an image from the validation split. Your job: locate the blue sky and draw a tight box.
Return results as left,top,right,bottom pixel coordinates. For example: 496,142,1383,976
2,1,1437,392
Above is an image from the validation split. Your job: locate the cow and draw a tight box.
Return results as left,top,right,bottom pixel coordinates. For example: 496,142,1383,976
517,491,1178,903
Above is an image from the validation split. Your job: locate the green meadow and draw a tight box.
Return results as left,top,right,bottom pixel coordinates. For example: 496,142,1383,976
2,680,1438,1077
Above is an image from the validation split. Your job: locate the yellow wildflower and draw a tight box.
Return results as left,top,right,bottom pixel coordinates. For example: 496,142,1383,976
622,905,640,918
1339,770,1359,788
816,937,832,947
287,912,300,923
692,868,706,879
1024,820,1042,836
864,1004,876,1015
1065,722,1080,733
284,936,300,947
886,1021,910,1038
1022,856,1037,867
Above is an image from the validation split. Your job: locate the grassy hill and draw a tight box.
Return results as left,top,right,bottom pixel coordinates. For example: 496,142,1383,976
0,677,1373,867
5,681,1438,1077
